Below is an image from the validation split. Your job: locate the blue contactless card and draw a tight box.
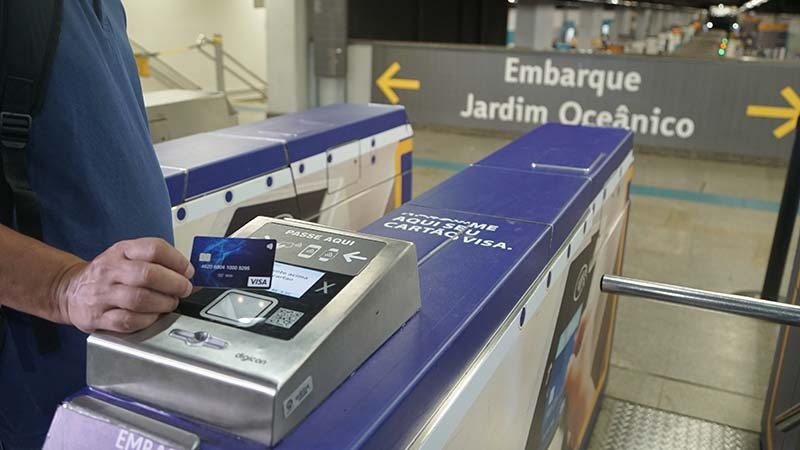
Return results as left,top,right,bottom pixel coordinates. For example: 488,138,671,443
190,236,277,289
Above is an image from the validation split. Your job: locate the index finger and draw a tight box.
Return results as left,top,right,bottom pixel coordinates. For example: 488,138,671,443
113,259,193,298
120,238,195,278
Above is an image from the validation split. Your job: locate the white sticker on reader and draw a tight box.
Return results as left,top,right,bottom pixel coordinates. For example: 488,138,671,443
268,263,325,299
284,376,314,418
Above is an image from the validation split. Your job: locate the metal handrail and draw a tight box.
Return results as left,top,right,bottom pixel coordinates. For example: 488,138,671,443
196,47,267,100
130,35,267,101
129,38,202,91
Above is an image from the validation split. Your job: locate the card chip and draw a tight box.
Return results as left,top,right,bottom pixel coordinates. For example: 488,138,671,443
266,308,304,329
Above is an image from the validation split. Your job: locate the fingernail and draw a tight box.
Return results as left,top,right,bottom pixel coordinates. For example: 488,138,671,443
184,264,195,279
185,281,194,298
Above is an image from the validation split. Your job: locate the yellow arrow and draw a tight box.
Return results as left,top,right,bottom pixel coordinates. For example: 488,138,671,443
376,62,420,105
746,86,800,139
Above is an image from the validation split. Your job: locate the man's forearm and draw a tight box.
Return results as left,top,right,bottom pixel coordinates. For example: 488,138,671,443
0,225,84,323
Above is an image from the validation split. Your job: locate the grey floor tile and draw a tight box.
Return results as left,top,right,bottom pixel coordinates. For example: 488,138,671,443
412,128,511,164
632,153,786,202
605,365,664,408
623,197,776,293
658,378,764,432
609,300,678,375
660,313,778,400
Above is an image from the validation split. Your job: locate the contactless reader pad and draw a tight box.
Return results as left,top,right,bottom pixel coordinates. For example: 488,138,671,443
181,264,353,339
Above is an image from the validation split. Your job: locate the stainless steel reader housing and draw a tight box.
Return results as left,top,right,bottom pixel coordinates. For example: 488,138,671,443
86,217,421,446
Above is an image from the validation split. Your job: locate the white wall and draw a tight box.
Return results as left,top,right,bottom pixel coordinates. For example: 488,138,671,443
124,0,266,93
264,0,309,114
346,44,371,105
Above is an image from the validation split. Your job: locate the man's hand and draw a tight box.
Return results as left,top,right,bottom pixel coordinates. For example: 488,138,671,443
56,238,194,333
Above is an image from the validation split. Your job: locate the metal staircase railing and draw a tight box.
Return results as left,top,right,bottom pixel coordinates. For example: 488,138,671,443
129,38,202,91
195,34,268,102
129,34,267,103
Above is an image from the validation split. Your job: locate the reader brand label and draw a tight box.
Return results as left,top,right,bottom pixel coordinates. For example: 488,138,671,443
190,236,276,289
284,376,314,419
235,352,268,365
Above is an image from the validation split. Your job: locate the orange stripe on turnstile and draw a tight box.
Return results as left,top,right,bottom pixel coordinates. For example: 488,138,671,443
575,165,634,447
394,138,414,208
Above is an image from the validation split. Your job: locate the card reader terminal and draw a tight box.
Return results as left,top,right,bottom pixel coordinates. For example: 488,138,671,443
86,217,421,446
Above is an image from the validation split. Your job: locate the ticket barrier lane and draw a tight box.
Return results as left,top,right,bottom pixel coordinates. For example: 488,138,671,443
43,122,634,450
155,103,413,257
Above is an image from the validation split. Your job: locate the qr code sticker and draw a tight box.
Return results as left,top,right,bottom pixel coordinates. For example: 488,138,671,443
266,308,305,329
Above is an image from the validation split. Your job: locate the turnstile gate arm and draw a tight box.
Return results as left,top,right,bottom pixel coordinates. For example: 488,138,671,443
775,401,800,432
600,274,800,432
600,274,800,327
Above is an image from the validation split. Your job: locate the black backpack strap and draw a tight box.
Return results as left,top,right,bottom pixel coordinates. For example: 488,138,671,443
0,0,64,355
0,308,5,353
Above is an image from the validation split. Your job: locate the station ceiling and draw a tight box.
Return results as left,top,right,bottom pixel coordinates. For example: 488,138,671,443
642,0,799,14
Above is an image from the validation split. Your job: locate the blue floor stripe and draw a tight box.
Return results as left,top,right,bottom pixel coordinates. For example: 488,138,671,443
413,158,469,172
412,157,780,213
629,185,779,212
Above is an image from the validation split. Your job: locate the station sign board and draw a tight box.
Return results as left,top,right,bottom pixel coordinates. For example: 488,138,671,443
370,42,799,159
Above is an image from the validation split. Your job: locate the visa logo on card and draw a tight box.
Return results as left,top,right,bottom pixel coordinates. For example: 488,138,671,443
190,236,277,289
247,276,271,287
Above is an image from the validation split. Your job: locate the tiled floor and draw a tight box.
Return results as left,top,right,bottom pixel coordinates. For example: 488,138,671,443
408,126,788,435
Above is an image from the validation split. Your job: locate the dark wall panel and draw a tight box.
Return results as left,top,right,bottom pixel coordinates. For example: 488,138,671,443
348,0,419,42
479,0,510,45
349,0,507,45
418,1,461,43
